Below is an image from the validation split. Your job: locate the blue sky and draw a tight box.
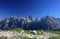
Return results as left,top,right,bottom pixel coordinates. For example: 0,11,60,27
0,0,60,18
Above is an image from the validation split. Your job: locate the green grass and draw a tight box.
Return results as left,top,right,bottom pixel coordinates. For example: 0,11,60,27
11,28,23,32
36,30,44,35
24,30,44,34
11,28,60,34
20,36,37,39
44,30,60,34
49,37,60,39
24,30,32,34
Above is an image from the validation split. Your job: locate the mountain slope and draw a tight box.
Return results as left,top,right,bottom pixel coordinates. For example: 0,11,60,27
0,16,60,30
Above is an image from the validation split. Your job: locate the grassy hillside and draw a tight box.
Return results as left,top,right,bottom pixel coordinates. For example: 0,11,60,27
49,37,60,39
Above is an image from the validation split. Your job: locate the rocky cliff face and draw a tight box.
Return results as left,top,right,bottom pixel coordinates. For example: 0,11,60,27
0,16,60,30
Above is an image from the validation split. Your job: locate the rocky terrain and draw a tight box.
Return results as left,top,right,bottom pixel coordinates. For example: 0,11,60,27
0,16,60,30
0,30,60,39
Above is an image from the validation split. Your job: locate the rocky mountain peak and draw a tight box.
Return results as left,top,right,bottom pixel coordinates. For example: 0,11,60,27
0,16,60,30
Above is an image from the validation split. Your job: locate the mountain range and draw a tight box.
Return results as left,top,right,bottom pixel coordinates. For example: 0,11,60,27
0,16,60,30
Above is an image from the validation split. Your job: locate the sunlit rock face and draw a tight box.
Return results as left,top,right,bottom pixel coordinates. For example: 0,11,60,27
0,16,60,30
